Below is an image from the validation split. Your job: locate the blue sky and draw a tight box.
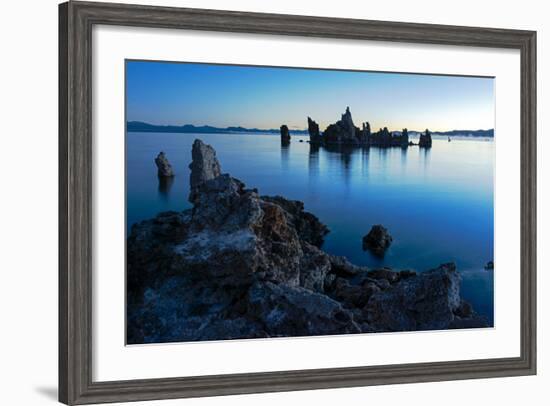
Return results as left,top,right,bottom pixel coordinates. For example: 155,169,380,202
126,60,494,132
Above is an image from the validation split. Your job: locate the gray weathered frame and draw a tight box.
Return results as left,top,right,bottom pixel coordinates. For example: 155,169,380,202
59,1,537,404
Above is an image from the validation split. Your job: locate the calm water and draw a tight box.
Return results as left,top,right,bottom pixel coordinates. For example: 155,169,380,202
127,132,494,325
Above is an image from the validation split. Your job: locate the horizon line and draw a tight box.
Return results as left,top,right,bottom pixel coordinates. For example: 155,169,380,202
127,120,495,134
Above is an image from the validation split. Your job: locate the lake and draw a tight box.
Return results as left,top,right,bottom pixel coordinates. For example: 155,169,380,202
126,131,494,325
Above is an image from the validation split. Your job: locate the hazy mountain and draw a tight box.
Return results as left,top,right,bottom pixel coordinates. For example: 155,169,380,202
127,121,493,137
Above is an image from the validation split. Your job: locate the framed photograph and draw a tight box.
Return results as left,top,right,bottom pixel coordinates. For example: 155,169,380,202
59,1,536,404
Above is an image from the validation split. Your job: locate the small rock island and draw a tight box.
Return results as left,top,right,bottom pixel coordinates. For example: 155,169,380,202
280,124,291,144
363,225,393,257
127,139,487,344
154,151,175,177
307,107,431,148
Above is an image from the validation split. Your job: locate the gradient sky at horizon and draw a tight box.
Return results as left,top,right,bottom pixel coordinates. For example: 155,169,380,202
126,60,495,132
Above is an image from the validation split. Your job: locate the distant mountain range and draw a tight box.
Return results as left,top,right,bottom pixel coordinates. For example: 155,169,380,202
127,121,493,137
127,121,308,135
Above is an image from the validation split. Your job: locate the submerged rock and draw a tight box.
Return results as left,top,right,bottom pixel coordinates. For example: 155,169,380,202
127,139,487,344
362,225,393,256
154,152,175,177
484,260,494,270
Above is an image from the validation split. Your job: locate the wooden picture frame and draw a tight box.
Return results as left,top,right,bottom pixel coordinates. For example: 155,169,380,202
59,1,536,404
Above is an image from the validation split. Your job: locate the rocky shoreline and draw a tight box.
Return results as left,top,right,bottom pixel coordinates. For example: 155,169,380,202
127,139,487,344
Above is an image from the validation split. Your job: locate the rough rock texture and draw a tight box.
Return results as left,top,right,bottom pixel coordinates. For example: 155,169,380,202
154,152,175,177
280,125,291,143
127,139,487,344
419,129,433,148
362,225,393,257
188,139,222,202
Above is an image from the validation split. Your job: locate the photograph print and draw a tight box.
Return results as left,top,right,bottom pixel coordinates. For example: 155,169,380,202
126,60,495,345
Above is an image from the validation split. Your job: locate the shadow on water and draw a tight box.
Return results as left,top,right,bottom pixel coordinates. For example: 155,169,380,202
158,176,174,200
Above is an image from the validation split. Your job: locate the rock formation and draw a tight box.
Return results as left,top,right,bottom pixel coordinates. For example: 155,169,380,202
401,128,409,147
362,225,393,257
280,124,291,143
154,152,175,177
358,122,371,144
322,107,361,145
308,108,410,148
127,139,487,344
419,129,433,148
307,117,321,144
188,139,221,202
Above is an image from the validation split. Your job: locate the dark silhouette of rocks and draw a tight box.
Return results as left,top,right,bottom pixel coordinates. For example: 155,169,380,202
419,129,433,148
362,225,393,256
127,139,487,343
188,139,221,203
308,108,412,148
307,117,321,144
154,152,175,177
280,124,291,143
322,107,361,145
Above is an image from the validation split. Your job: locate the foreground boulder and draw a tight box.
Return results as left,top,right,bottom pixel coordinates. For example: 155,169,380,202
154,152,175,177
362,225,393,256
127,139,487,344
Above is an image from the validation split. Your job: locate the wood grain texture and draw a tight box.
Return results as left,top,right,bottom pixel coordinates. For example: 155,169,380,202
58,1,537,404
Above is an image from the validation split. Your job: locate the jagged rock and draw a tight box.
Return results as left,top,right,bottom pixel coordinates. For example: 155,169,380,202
261,195,329,247
280,125,291,143
188,139,221,202
154,152,175,177
365,263,462,331
362,225,393,256
323,107,361,145
419,129,432,148
127,139,487,343
247,281,360,337
308,109,412,148
307,117,321,144
367,268,401,283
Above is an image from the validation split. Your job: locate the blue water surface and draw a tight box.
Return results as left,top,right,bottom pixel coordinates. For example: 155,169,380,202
126,132,494,325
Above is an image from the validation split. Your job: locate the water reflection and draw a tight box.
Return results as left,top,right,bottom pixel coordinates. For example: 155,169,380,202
158,176,174,200
280,140,290,170
419,146,431,173
308,144,319,178
322,144,355,183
